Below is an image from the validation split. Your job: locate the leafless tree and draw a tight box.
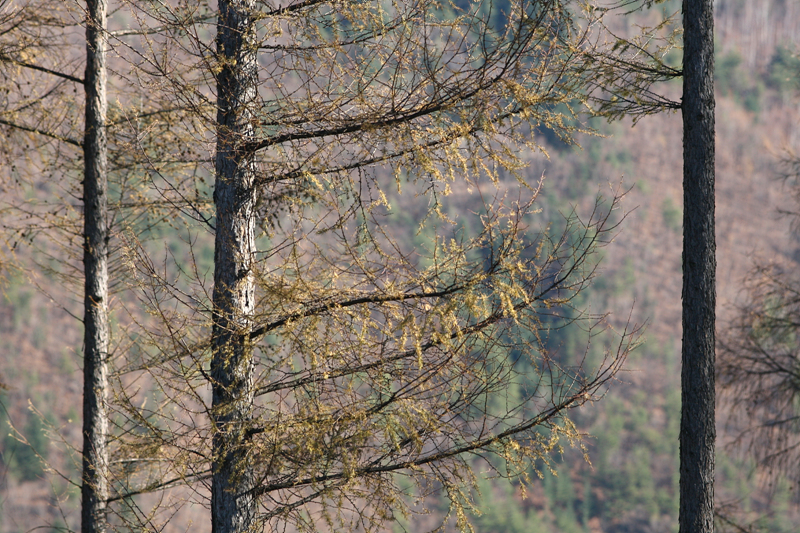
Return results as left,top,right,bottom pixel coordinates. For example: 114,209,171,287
719,149,800,486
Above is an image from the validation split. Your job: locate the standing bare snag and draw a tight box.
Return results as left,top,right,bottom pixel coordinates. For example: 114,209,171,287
680,0,716,531
0,1,203,530
0,0,111,530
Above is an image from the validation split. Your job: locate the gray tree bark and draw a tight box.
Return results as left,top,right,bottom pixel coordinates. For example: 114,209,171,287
211,0,258,531
680,0,716,531
81,1,109,532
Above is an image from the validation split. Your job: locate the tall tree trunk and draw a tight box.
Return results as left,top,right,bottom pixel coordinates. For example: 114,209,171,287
211,0,258,531
680,0,715,531
81,0,109,532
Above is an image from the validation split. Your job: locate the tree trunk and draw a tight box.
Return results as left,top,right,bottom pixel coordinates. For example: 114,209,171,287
680,0,716,531
211,0,258,531
81,0,109,532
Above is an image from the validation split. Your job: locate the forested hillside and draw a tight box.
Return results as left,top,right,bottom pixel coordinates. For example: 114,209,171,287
2,0,800,532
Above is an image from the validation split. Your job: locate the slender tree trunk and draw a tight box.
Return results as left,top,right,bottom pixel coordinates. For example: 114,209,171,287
680,0,715,531
211,0,258,531
81,0,109,532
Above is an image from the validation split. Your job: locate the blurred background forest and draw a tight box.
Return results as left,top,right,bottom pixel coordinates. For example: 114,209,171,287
3,0,800,531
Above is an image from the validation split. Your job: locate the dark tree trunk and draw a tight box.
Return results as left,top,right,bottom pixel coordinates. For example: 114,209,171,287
680,0,716,531
211,0,258,531
81,0,109,532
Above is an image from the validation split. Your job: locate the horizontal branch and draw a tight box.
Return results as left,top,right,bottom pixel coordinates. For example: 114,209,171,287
249,386,600,498
0,117,83,147
262,0,329,17
253,112,499,189
259,15,408,52
110,16,214,37
106,469,212,503
243,48,517,153
248,284,472,340
0,55,84,84
245,97,464,154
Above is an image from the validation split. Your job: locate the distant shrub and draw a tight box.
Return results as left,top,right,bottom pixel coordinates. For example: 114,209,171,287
662,198,681,233
715,48,764,113
1,413,49,482
741,81,764,113
716,50,743,96
767,45,800,95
